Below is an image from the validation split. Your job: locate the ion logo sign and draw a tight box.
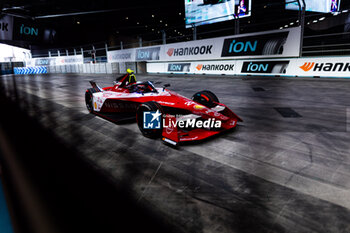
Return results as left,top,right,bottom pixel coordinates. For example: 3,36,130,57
242,61,289,74
221,32,289,57
299,62,350,72
143,111,162,129
136,47,160,61
196,64,235,71
20,24,38,36
168,63,191,72
166,45,213,57
35,58,56,66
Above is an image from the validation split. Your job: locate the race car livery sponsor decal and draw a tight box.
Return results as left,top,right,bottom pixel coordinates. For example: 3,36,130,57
166,45,213,57
194,105,205,110
156,101,176,106
136,47,160,61
221,32,289,57
168,63,191,72
103,101,138,111
195,64,235,71
241,61,290,74
298,62,350,73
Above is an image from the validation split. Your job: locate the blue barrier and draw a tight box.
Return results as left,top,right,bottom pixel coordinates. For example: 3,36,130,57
13,66,47,75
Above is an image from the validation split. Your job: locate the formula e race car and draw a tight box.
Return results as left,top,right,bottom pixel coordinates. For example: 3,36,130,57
85,76,242,146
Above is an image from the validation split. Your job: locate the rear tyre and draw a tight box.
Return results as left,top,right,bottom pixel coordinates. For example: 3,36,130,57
192,90,219,108
136,101,163,138
85,88,96,113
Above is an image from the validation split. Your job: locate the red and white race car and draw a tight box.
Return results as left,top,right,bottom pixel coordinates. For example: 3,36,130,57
85,75,242,146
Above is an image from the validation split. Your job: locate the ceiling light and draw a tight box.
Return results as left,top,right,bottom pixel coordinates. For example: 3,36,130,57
152,14,155,17
165,24,168,26
179,12,182,15
313,20,318,23
152,28,155,31
319,17,325,21
290,22,294,25
125,17,128,20
160,20,162,22
77,21,80,24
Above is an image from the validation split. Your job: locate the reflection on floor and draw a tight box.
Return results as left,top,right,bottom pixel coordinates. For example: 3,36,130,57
0,73,349,233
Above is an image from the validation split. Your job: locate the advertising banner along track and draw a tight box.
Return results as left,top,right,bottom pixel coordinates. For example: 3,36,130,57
107,27,301,63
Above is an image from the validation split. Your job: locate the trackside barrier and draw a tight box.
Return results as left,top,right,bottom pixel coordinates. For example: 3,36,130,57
107,27,301,63
14,66,47,75
146,56,350,78
14,64,115,75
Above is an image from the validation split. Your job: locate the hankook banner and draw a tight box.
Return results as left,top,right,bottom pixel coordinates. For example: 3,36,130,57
147,56,350,78
30,55,83,66
191,61,237,74
288,57,350,78
106,27,301,63
0,16,13,41
107,48,135,62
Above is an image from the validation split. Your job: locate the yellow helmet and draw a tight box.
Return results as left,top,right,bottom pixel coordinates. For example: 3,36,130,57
127,68,134,74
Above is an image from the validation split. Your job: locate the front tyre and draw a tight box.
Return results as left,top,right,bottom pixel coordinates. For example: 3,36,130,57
136,101,163,138
192,90,219,108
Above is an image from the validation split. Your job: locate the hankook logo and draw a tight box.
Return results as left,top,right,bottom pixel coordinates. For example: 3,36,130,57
300,62,315,72
299,62,350,72
196,64,235,71
166,45,213,57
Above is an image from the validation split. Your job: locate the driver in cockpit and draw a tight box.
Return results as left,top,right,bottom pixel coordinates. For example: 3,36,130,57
128,81,157,94
117,69,137,88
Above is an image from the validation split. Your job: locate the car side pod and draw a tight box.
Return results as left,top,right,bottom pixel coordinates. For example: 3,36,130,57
162,114,179,147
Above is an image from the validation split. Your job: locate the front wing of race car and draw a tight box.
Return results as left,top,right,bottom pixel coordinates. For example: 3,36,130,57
161,102,241,146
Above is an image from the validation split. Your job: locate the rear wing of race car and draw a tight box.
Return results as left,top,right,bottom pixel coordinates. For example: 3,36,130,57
89,81,103,92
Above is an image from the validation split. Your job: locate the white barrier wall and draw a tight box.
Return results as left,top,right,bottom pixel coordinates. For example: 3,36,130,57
288,57,350,78
147,56,350,78
108,27,301,63
46,63,113,74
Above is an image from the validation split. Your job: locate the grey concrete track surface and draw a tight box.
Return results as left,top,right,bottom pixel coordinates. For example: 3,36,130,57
1,73,350,233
